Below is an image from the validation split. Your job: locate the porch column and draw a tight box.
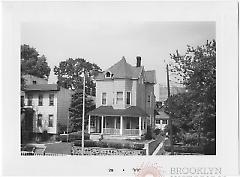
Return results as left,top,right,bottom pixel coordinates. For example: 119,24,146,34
101,116,104,134
139,116,142,136
114,117,116,129
88,115,91,134
120,116,123,135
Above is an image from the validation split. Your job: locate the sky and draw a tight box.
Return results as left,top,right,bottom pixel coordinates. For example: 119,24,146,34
21,21,215,100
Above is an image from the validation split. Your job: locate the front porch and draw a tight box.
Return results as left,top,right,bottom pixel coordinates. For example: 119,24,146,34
88,115,147,138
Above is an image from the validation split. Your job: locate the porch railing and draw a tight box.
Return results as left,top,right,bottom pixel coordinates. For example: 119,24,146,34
103,128,120,135
123,129,139,136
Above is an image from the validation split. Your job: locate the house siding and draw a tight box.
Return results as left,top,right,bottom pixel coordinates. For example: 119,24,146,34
56,87,72,133
25,91,58,134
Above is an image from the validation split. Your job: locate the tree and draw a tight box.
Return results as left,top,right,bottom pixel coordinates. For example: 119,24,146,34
54,58,101,95
69,89,96,132
54,58,102,131
166,40,216,154
21,44,51,79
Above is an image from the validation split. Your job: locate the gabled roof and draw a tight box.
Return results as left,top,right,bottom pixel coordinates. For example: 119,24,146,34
95,57,144,80
24,84,60,91
87,106,149,117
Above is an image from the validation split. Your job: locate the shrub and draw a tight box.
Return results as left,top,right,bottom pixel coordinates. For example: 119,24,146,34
73,140,144,150
164,145,203,153
153,128,161,136
133,143,145,150
145,125,154,140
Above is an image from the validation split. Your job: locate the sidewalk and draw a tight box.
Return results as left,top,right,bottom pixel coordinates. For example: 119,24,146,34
152,137,167,155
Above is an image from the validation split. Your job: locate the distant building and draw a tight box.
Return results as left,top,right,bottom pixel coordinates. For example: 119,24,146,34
23,74,48,85
159,84,186,103
154,101,169,130
22,75,72,141
87,56,156,140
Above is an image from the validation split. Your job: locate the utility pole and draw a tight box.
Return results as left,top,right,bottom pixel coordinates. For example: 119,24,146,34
166,64,174,155
81,70,86,155
67,110,69,142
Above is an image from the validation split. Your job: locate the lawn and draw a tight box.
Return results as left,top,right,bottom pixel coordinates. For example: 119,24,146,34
44,142,72,155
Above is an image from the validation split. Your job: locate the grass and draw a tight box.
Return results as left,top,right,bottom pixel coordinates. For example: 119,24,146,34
44,142,72,155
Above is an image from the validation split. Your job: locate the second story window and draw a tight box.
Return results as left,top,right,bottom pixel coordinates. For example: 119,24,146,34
38,94,43,106
49,94,54,106
37,114,42,127
48,114,53,127
116,92,123,104
147,95,151,103
126,92,131,105
102,93,107,105
27,95,33,106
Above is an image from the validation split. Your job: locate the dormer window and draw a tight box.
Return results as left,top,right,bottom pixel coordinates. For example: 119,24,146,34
105,72,111,78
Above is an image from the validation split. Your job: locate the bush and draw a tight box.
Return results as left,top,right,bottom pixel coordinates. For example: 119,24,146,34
164,145,203,153
133,143,145,150
73,140,144,150
203,139,216,155
145,125,154,140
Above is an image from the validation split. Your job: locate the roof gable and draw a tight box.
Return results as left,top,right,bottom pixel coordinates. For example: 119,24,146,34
95,57,145,80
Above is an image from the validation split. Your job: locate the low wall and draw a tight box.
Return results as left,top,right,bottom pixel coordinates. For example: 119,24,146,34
72,146,146,156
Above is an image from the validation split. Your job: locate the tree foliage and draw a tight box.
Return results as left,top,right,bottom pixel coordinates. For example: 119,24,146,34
54,58,101,95
165,40,216,154
21,44,51,79
54,58,101,131
69,90,96,131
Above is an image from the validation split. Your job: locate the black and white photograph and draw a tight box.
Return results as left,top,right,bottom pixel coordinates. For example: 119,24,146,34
1,1,239,176
20,21,216,156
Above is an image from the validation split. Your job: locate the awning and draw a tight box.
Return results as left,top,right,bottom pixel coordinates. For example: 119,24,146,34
87,106,149,117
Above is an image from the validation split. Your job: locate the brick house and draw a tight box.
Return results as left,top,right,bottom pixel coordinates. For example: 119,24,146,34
87,56,156,140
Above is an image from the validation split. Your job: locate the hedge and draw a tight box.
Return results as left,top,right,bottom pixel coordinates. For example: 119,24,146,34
73,140,144,150
164,145,203,153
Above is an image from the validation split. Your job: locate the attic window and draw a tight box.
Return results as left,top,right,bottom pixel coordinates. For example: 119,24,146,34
105,72,111,78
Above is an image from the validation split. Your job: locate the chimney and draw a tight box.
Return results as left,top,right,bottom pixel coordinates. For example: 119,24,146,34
136,56,141,67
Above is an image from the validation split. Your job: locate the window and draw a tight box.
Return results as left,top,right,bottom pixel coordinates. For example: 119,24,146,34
147,95,150,103
32,80,37,85
27,95,33,106
162,120,168,124
90,119,95,127
37,114,42,127
48,115,53,127
126,92,131,105
156,120,161,124
116,92,123,104
105,72,111,78
102,93,107,105
38,94,43,106
49,94,54,106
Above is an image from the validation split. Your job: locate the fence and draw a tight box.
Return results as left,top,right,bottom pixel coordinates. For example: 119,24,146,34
21,151,69,156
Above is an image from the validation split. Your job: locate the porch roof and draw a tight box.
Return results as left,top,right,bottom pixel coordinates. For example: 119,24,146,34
87,106,149,117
